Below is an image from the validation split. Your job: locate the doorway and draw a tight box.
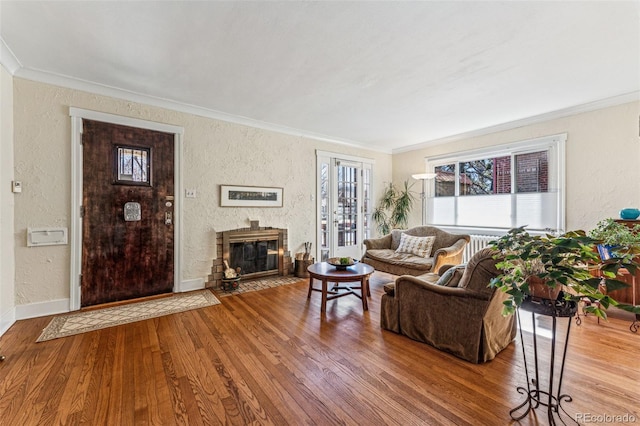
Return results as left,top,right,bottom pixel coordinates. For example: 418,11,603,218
80,120,174,306
70,108,184,310
316,151,373,262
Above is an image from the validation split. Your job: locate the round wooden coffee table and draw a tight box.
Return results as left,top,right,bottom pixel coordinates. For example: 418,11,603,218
306,262,374,313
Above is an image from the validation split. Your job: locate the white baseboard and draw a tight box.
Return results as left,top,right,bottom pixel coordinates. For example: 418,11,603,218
0,307,16,337
177,278,205,292
13,279,206,321
15,298,70,320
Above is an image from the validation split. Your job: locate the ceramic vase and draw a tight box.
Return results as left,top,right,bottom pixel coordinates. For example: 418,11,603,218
619,208,640,220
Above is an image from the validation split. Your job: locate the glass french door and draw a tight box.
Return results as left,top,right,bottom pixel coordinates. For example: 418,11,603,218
317,153,372,262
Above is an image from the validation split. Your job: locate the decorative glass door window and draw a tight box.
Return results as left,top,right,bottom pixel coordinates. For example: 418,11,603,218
115,146,150,185
316,152,373,262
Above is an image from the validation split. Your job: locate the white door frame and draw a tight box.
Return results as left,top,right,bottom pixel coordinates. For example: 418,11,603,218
316,150,374,262
69,107,184,311
330,158,363,259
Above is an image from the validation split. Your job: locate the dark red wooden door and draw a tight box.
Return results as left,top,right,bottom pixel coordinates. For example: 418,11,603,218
81,119,174,307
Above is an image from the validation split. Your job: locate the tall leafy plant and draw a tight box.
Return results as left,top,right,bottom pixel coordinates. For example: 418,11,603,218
371,180,416,235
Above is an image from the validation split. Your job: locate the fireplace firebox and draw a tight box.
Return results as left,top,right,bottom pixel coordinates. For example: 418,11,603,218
224,228,283,278
208,225,292,289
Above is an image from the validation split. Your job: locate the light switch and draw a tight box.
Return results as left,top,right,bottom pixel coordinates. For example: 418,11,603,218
185,189,197,198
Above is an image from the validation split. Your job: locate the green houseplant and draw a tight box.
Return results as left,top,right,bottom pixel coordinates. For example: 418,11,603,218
588,217,640,254
371,180,416,235
488,226,640,319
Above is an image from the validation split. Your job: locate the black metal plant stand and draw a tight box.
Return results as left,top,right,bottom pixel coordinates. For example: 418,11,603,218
510,296,578,425
631,315,639,333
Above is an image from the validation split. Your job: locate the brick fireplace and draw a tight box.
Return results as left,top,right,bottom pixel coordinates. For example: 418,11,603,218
208,223,292,289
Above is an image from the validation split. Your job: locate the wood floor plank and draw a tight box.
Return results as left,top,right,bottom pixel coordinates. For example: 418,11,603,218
1,273,639,425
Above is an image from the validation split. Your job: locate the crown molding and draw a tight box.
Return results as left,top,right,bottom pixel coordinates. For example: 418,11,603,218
0,38,22,74
7,59,636,156
393,91,640,154
11,66,392,153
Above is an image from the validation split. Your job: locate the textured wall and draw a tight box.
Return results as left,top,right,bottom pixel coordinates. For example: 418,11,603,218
12,78,392,306
394,101,640,231
1,65,16,331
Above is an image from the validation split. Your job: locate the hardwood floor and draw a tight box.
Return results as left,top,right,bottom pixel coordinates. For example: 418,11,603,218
1,272,638,425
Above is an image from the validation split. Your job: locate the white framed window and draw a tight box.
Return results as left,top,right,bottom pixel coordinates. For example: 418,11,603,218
425,134,566,233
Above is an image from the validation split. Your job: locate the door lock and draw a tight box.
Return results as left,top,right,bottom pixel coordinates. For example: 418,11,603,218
165,211,172,225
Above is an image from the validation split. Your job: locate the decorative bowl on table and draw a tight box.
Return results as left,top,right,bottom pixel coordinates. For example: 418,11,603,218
327,257,356,270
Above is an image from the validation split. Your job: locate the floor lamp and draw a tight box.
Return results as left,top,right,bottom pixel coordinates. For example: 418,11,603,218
411,173,437,225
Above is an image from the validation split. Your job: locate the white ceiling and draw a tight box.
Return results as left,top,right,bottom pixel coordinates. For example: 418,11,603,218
1,1,639,152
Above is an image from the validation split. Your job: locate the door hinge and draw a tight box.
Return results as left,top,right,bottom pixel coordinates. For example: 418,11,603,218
79,274,82,287
80,205,85,218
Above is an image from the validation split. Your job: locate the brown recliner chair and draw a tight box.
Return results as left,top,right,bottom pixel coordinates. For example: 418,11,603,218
380,247,516,363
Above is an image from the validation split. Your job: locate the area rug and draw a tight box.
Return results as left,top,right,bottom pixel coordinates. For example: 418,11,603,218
212,275,304,298
37,290,220,342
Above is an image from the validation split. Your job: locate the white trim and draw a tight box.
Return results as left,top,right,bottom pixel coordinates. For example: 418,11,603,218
12,280,203,321
316,154,329,262
0,37,21,75
178,278,205,293
424,133,566,232
16,68,384,151
69,108,184,309
7,62,637,155
316,150,376,164
15,298,70,320
69,107,184,135
393,92,639,154
315,150,374,261
436,225,547,237
425,133,567,163
69,115,83,310
0,307,16,336
173,132,185,292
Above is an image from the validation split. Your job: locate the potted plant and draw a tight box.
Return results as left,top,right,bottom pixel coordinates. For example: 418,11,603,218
588,217,640,258
488,226,640,319
489,226,640,423
371,180,416,235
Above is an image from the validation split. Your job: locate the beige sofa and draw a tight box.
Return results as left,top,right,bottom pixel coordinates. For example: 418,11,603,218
361,226,470,276
379,247,517,363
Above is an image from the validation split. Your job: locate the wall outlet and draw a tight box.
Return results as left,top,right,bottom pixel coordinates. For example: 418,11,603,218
12,180,22,193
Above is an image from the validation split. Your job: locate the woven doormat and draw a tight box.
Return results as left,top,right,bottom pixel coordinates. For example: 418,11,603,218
37,290,220,342
212,276,305,297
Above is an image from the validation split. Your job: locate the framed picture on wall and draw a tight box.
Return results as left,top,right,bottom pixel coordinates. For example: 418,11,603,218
220,185,283,207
